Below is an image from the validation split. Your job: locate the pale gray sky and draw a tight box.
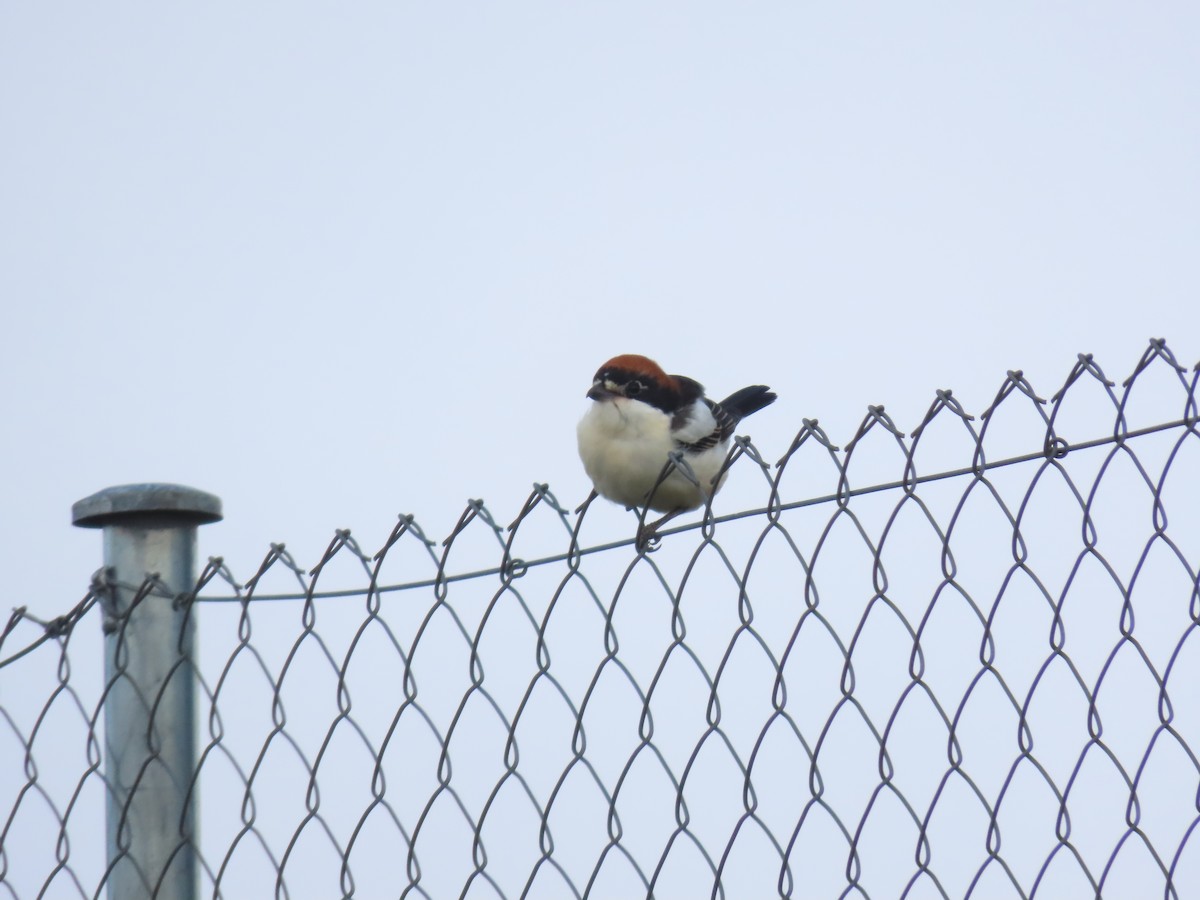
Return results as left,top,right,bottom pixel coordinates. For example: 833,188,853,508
2,2,1197,614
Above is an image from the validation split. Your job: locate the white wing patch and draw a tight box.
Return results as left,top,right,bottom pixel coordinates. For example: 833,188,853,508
670,399,719,447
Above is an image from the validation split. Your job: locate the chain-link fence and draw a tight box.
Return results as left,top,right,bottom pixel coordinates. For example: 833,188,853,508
3,339,1199,899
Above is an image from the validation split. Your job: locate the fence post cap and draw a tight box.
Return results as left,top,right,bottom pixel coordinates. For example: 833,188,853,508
72,483,224,528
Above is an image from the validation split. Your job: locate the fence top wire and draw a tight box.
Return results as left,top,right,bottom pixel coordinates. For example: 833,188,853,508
1,338,1197,659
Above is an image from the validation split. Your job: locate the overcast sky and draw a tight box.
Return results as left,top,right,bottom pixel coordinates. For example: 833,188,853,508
3,2,1198,612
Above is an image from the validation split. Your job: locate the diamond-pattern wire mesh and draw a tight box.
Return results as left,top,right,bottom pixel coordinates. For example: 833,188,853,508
2,340,1199,898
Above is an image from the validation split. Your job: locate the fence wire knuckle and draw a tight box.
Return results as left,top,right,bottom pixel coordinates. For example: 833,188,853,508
4,340,1200,897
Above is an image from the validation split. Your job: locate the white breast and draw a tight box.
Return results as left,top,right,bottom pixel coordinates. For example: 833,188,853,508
577,398,728,513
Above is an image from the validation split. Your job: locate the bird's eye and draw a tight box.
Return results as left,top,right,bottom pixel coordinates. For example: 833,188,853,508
626,380,643,396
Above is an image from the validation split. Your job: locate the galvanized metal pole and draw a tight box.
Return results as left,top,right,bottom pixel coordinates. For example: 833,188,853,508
73,484,222,900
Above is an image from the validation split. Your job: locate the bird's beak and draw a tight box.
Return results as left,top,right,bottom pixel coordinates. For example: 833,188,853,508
587,384,614,401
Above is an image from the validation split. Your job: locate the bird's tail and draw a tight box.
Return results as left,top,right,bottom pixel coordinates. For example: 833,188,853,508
719,385,777,423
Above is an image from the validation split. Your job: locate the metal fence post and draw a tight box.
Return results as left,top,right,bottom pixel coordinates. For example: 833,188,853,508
73,484,222,900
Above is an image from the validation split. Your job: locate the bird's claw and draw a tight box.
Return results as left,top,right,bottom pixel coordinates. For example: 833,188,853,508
635,523,663,552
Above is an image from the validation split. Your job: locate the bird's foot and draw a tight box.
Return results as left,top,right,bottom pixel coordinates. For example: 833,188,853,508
635,523,663,552
635,509,682,552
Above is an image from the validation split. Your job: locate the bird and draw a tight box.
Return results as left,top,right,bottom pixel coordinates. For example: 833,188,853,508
577,353,776,544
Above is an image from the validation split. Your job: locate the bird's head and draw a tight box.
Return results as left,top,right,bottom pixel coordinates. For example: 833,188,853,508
587,354,704,414
587,354,671,400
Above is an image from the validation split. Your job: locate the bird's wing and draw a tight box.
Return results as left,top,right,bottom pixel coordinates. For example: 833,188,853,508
673,398,734,452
